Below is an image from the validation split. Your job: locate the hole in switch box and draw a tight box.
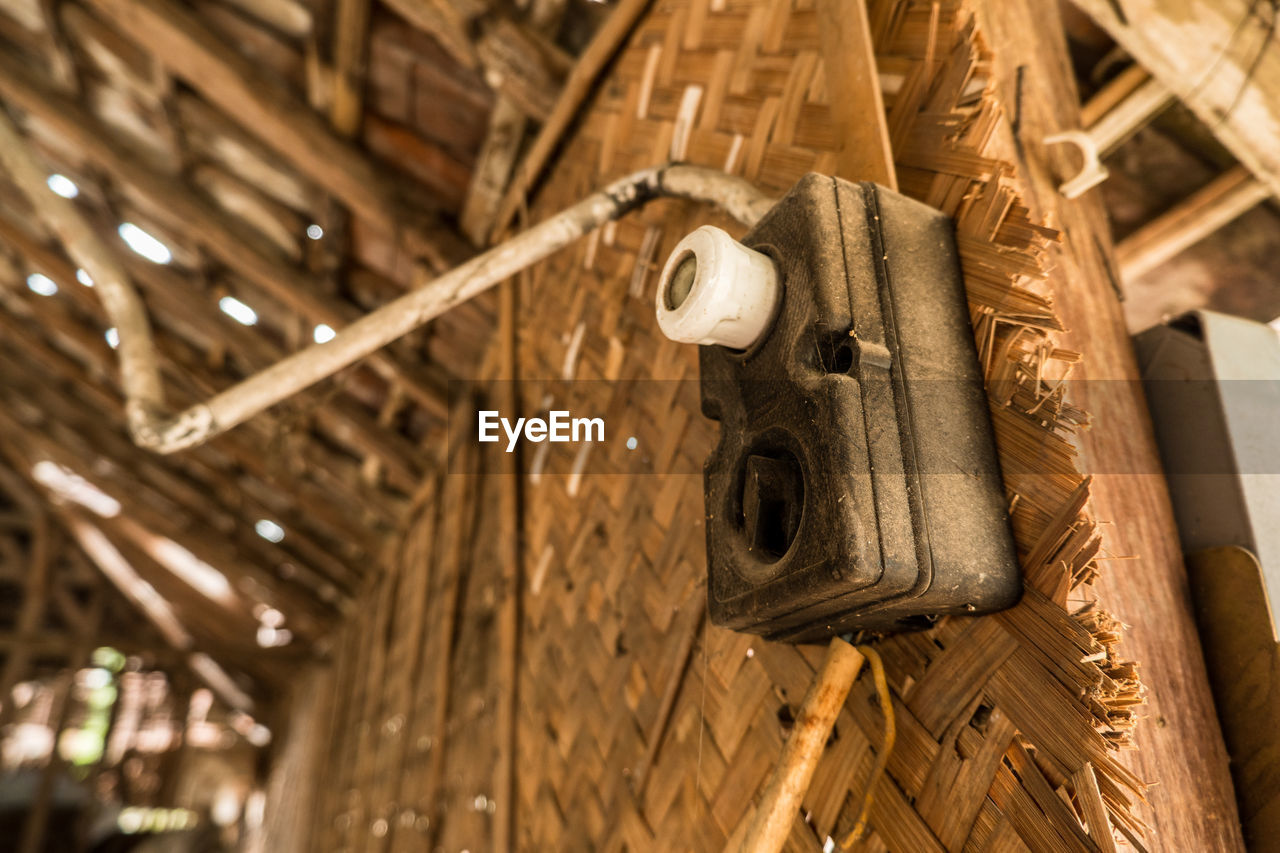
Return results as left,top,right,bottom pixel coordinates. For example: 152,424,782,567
739,449,804,561
665,252,697,310
816,330,856,375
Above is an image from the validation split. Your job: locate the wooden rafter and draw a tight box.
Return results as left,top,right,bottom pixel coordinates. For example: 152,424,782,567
1116,164,1270,283
0,349,345,636
330,0,372,137
460,0,568,246
381,0,478,71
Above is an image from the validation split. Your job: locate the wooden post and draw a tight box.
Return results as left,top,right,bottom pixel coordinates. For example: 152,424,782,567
973,1,1246,847
492,276,520,852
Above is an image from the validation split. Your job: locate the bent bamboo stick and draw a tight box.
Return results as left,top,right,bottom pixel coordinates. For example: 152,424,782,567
738,638,866,853
0,101,773,453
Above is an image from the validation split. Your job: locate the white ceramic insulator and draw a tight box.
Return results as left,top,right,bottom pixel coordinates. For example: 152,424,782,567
655,225,780,349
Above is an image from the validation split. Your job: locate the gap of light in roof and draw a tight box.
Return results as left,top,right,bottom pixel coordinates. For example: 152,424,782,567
306,224,323,240
312,323,336,344
105,327,119,349
254,519,284,543
118,223,173,264
76,268,94,287
145,535,234,606
46,173,78,199
26,273,57,296
219,296,258,326
32,460,121,517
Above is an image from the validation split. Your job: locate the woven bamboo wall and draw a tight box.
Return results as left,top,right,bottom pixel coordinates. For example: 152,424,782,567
308,1,1151,851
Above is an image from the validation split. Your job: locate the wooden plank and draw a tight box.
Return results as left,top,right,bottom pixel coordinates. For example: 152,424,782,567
1071,0,1280,202
476,17,572,122
1116,164,1270,283
972,1,1246,848
460,0,567,246
461,98,528,245
815,0,897,188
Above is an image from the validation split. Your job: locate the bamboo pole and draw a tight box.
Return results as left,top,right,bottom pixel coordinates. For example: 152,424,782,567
737,638,866,853
0,100,773,453
0,106,167,446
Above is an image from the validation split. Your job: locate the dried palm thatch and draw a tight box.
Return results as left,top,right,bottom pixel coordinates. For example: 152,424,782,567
310,1,1157,851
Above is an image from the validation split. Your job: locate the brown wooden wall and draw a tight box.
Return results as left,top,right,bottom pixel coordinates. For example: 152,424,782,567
297,1,1243,851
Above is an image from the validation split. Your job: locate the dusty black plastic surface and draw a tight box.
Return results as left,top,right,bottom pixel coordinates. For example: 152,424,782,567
700,174,1020,642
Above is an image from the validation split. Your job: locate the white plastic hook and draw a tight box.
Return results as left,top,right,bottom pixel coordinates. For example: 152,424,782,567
1044,130,1108,199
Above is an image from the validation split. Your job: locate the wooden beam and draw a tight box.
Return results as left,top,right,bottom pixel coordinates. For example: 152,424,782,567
0,273,398,562
1079,64,1151,128
1116,164,1270,283
815,0,897,189
84,0,462,267
460,98,527,245
0,358,344,634
974,1,1246,847
1071,0,1280,202
0,206,424,496
475,17,572,123
53,507,258,710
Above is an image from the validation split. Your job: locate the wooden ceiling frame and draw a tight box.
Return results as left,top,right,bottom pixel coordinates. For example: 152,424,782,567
0,49,454,419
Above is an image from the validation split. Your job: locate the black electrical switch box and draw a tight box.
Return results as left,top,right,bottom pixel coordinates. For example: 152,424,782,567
696,174,1021,641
